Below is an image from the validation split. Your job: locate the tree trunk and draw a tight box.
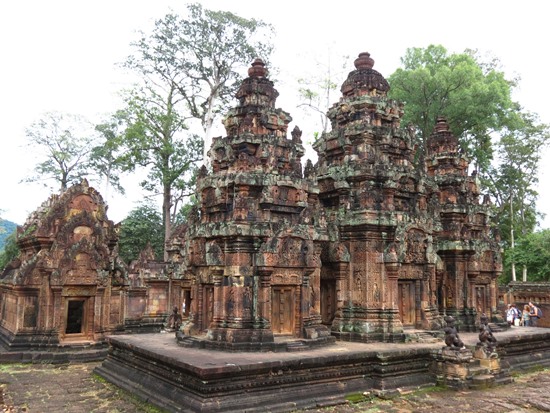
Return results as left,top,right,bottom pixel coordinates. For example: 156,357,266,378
202,92,218,168
510,194,516,282
203,118,213,167
163,184,171,261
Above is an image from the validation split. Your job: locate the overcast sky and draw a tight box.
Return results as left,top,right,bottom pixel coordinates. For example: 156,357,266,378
1,0,549,228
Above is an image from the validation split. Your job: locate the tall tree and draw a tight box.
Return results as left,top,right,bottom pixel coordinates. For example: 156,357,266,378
506,229,550,282
90,111,128,197
127,4,275,164
103,4,274,259
97,87,202,260
388,45,550,282
24,112,102,191
483,110,550,281
388,45,515,171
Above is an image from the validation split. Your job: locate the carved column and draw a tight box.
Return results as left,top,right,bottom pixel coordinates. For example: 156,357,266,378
258,271,272,330
51,288,62,337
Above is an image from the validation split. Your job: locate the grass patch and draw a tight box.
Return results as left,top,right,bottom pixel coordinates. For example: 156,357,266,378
92,373,107,383
345,392,371,403
408,384,447,395
0,364,33,374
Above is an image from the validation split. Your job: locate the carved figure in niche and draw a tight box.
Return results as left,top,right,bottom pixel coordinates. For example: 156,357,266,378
188,205,200,226
405,230,427,263
206,242,224,266
233,192,248,220
310,282,316,310
354,271,363,294
476,287,484,315
443,316,464,349
226,287,235,318
445,281,454,307
477,313,497,354
236,152,249,170
373,282,380,301
243,287,252,319
167,306,182,330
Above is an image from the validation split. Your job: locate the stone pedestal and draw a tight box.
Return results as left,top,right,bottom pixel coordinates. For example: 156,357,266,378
432,347,473,389
474,345,501,374
474,346,501,373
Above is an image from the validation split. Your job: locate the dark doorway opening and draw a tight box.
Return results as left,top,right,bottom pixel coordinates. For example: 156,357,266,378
320,279,336,325
66,300,84,334
183,289,191,317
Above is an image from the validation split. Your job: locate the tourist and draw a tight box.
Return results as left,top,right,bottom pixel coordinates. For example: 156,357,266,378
522,304,531,327
506,304,521,326
529,302,542,327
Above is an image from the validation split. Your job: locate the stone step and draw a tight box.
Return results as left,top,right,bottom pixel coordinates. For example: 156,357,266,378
469,373,495,390
488,322,507,333
286,341,309,352
404,330,440,343
468,365,489,376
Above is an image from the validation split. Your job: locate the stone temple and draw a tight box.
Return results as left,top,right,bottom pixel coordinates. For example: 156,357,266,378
0,53,503,353
169,52,503,349
0,180,127,349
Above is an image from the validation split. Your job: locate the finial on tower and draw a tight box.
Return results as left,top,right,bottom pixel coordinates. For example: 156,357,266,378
248,58,268,78
354,52,375,70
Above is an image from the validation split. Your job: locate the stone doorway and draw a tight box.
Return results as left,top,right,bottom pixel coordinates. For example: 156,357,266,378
64,299,87,336
398,281,416,327
272,287,295,334
182,289,191,318
475,285,487,316
320,279,336,325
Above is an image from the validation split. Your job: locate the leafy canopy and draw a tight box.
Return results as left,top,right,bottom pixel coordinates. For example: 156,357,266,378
126,4,275,162
388,45,550,282
118,202,165,264
24,112,105,191
95,4,274,259
388,45,516,170
504,229,550,282
484,110,550,244
0,232,19,272
0,219,17,251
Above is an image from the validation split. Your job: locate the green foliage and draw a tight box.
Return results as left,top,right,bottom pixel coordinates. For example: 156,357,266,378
90,111,128,195
388,45,516,171
388,45,550,281
483,110,550,245
127,4,275,161
173,196,199,226
95,4,274,259
118,202,164,264
0,218,17,251
504,230,550,282
0,232,19,271
23,112,121,192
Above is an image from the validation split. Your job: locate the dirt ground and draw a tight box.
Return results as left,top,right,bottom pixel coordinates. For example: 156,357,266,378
303,368,550,413
1,362,550,413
